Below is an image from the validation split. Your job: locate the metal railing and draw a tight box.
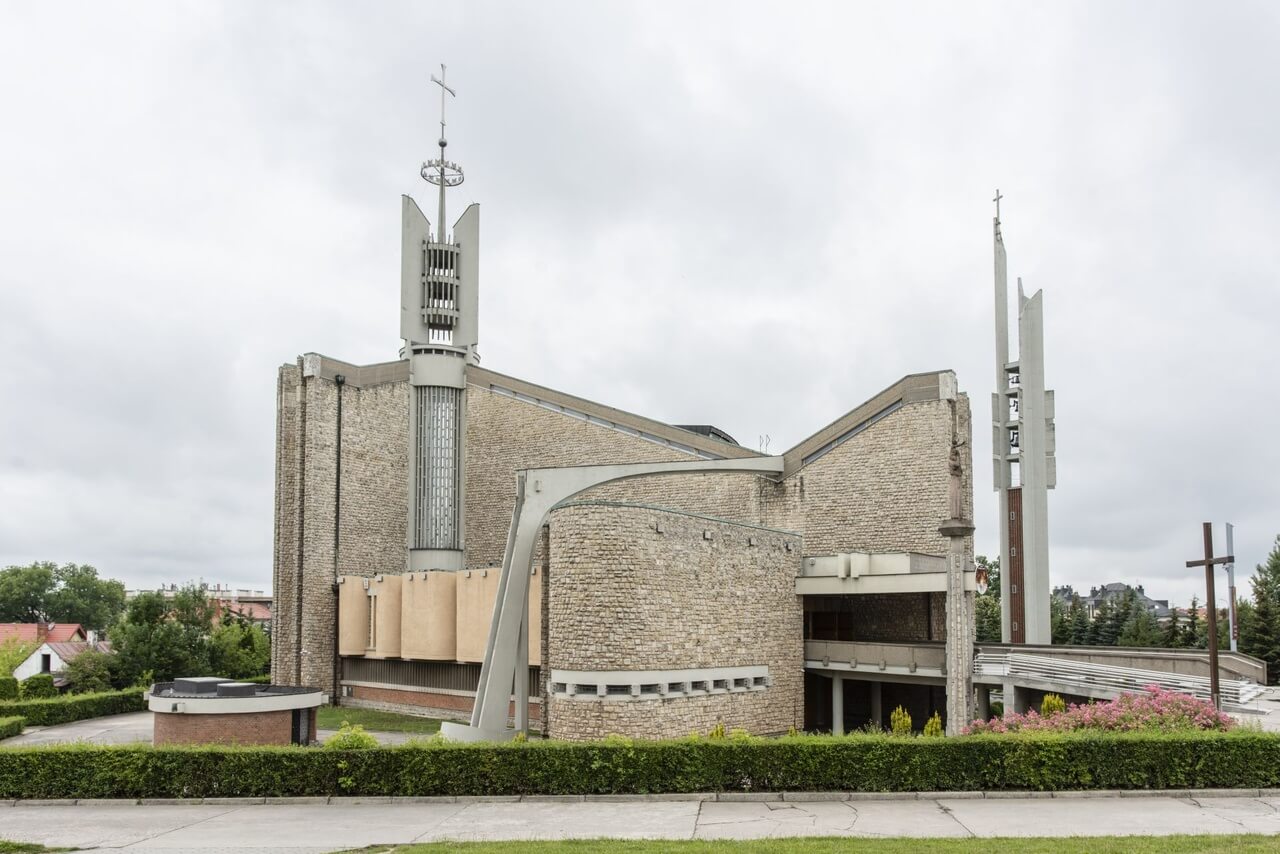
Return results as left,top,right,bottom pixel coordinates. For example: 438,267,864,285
975,651,1266,708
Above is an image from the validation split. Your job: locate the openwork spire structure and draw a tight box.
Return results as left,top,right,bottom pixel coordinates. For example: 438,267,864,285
399,63,481,574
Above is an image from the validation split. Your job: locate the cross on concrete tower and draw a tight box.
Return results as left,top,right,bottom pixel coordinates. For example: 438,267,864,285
993,188,1003,221
431,63,456,143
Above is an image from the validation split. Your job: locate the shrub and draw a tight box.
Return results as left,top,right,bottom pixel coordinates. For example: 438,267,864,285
64,649,114,694
0,639,36,678
1041,693,1067,717
0,716,22,740
1,731,1280,799
0,688,145,727
20,674,57,700
923,712,944,737
322,722,378,750
0,677,17,701
707,721,726,739
966,686,1235,735
889,705,912,736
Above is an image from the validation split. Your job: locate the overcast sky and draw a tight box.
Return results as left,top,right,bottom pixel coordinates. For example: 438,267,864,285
2,1,1277,608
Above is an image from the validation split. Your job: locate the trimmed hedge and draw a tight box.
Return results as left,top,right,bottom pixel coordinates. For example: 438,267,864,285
0,717,22,740
0,688,145,727
0,677,18,701
1,731,1280,799
20,673,57,699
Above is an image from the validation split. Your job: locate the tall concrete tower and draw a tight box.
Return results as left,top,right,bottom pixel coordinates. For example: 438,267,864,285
991,194,1056,644
400,65,479,572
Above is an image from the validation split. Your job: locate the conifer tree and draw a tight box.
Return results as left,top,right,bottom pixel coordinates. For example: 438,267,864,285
1183,596,1204,649
1067,599,1090,645
1160,605,1182,648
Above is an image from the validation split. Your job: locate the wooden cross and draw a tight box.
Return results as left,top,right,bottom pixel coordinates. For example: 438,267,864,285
1186,522,1233,709
993,189,1003,221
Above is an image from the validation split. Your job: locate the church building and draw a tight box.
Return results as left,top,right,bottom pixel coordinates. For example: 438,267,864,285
270,75,977,740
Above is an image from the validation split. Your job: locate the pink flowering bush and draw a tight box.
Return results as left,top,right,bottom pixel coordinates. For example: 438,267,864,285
964,685,1236,735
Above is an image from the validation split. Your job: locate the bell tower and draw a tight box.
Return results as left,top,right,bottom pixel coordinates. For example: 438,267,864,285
991,192,1056,644
400,64,478,572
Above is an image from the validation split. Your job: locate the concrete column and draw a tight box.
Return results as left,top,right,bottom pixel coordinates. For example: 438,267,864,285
975,685,991,721
941,522,976,736
1002,681,1032,715
869,681,882,729
831,675,844,735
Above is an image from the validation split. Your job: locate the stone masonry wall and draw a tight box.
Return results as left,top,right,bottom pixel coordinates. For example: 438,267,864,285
464,385,770,572
272,363,411,696
768,396,974,561
546,504,803,740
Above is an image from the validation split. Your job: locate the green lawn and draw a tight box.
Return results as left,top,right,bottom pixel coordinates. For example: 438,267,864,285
316,706,444,735
340,838,1280,854
0,842,72,853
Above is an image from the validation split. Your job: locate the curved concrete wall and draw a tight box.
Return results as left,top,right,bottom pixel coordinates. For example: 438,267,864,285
367,575,402,659
401,571,458,660
337,576,370,657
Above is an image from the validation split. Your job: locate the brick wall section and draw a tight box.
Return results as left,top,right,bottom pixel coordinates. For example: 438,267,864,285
546,504,803,740
152,709,310,746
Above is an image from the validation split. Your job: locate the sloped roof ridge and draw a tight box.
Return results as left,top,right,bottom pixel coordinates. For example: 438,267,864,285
782,370,957,478
466,365,762,461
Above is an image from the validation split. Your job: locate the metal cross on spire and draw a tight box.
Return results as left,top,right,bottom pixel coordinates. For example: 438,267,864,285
993,188,1003,222
431,64,456,144
422,63,465,244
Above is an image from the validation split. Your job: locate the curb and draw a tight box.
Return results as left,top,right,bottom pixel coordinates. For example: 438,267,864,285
0,788,1272,806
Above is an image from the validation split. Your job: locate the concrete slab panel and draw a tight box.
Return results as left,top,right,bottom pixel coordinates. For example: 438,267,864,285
3,804,235,849
130,803,464,849
423,800,699,841
839,800,971,838
696,799,964,839
940,796,1244,837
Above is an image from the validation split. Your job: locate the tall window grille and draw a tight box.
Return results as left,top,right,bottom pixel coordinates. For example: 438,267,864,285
414,385,462,549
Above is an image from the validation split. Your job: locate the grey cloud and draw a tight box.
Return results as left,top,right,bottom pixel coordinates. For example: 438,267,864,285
1,1,1277,608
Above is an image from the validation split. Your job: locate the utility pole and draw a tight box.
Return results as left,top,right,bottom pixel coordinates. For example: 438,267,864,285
1185,522,1233,710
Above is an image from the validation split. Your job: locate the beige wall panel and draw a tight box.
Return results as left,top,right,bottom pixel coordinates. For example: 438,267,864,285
336,576,370,657
401,571,458,660
455,569,500,663
368,575,403,659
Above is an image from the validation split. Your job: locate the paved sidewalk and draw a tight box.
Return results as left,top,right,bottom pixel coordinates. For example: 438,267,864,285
2,793,1279,852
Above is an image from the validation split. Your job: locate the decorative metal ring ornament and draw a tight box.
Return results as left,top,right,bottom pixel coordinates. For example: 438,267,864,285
422,158,465,188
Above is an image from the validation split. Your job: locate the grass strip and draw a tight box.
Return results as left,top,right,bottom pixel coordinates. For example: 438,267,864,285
316,707,444,735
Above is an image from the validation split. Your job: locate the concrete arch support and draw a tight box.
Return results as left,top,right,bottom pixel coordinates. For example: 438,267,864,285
441,455,785,741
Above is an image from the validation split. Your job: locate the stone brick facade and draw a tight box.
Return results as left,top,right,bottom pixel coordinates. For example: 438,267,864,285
272,360,410,695
546,504,803,740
